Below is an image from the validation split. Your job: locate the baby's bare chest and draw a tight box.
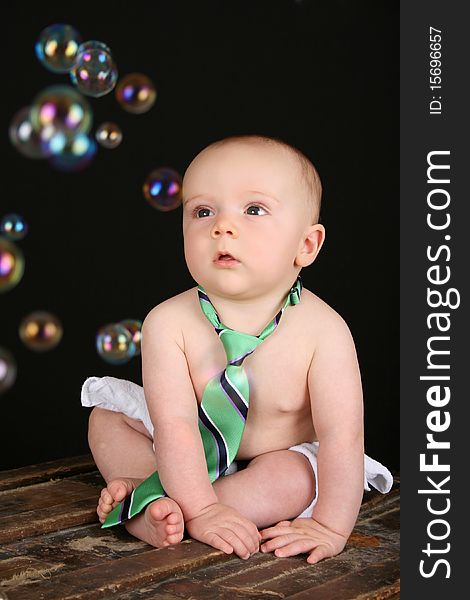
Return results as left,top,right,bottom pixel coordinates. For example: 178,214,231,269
183,320,313,415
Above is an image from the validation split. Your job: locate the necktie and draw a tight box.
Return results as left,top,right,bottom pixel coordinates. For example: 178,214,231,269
102,276,302,528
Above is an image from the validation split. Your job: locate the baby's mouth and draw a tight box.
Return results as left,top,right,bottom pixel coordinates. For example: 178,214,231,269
214,252,240,263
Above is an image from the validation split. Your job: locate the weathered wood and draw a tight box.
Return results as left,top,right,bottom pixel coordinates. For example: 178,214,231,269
358,486,400,520
0,479,99,517
284,559,400,599
0,455,96,491
2,542,234,600
155,548,399,599
0,498,98,544
3,524,150,573
0,556,65,585
0,556,52,579
0,475,103,543
0,457,400,600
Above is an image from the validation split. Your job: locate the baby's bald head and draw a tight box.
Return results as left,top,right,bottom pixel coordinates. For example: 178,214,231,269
185,135,322,225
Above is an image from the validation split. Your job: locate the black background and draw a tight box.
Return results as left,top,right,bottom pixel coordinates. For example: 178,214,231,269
2,1,398,471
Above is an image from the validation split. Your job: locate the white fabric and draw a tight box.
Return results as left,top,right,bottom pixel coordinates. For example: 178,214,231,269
82,376,154,435
288,441,394,518
81,376,394,517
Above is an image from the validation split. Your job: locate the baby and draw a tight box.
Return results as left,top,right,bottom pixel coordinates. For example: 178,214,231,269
82,135,392,563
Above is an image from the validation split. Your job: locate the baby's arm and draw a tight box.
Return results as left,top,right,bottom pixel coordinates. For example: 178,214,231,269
142,304,259,559
260,310,364,563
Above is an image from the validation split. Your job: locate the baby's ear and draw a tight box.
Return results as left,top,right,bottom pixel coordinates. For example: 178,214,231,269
294,224,325,267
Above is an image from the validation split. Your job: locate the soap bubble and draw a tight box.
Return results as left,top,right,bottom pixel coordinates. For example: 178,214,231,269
95,122,122,149
119,319,142,356
96,323,135,364
0,237,25,293
115,73,156,114
78,40,111,54
0,347,17,395
70,41,118,98
9,106,54,159
19,311,63,351
0,214,28,240
143,167,182,211
35,24,82,73
30,85,92,142
49,132,97,172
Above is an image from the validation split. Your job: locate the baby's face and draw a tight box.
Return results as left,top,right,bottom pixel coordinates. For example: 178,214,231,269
182,141,312,298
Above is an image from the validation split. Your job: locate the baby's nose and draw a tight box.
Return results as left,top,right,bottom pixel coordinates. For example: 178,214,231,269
211,216,239,238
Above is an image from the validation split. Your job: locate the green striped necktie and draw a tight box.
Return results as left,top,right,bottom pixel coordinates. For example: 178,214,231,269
102,276,302,528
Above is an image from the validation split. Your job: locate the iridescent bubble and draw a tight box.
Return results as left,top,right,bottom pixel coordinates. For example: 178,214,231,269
19,311,63,352
143,167,182,211
70,41,118,98
0,214,28,240
35,24,82,73
0,347,17,395
0,237,25,294
95,122,122,149
119,319,142,356
115,73,156,114
96,323,135,365
30,85,92,141
9,106,53,159
77,40,112,54
49,132,97,172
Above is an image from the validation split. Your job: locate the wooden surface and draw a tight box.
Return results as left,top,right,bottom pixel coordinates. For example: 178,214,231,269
0,455,400,599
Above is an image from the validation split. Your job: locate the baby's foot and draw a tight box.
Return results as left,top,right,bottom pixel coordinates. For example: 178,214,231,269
97,478,184,547
125,496,185,548
97,477,141,524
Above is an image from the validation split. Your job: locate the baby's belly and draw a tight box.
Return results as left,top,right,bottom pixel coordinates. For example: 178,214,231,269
235,410,315,460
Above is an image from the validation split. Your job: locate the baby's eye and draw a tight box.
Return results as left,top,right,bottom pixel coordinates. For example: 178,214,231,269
246,205,267,216
194,207,214,218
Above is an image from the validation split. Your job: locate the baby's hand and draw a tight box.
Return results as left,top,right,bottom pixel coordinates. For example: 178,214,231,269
185,502,261,560
260,517,348,564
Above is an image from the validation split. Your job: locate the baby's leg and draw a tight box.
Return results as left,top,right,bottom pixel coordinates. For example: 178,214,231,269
213,450,316,529
88,407,184,547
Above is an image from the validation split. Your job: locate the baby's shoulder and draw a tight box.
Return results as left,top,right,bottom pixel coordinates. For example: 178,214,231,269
299,287,353,341
142,287,198,344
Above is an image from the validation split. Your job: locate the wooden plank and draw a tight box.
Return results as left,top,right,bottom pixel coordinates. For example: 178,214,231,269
358,487,400,518
0,455,96,491
2,523,151,573
286,560,400,599
0,498,98,544
0,474,104,544
156,549,399,599
355,508,400,540
0,479,100,517
2,542,234,600
0,556,65,586
0,471,104,543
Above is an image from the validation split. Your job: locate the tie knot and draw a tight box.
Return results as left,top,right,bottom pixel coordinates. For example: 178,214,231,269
197,275,303,364
218,328,263,364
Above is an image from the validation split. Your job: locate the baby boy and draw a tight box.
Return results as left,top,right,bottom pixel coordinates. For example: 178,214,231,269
82,135,392,563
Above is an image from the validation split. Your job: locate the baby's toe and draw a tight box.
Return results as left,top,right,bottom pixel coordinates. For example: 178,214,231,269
166,532,183,545
97,505,107,522
100,489,113,506
166,511,182,526
98,499,113,514
107,479,132,502
165,523,180,535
